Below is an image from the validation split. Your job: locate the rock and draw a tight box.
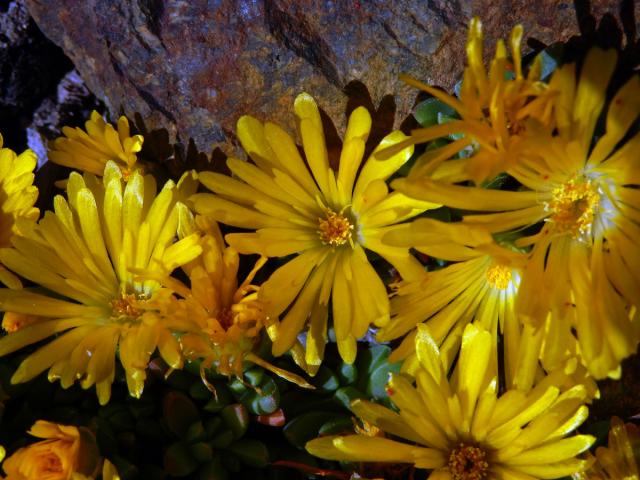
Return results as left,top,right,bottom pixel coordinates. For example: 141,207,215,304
25,0,639,154
0,0,73,151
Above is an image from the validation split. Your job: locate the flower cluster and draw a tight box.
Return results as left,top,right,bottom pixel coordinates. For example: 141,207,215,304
390,22,640,381
0,15,637,480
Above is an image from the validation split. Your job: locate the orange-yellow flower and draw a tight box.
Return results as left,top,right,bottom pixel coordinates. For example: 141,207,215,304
0,135,39,288
394,48,640,379
2,420,99,480
192,93,437,371
0,162,202,404
574,417,639,480
145,212,312,388
307,323,595,479
48,111,143,179
386,17,554,184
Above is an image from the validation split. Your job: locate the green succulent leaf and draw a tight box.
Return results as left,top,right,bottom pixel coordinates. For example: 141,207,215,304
203,382,234,413
185,420,207,443
164,391,201,438
337,361,358,385
283,411,338,448
191,441,214,462
355,345,401,408
228,439,270,467
209,429,234,449
197,456,229,480
334,386,366,410
164,442,199,477
230,373,280,415
220,403,249,439
414,97,457,127
317,416,354,436
310,365,340,393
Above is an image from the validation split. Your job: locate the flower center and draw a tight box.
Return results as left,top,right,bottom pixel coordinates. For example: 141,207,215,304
448,444,489,480
485,263,512,290
318,208,353,246
110,293,145,321
546,178,600,238
40,453,63,474
218,307,234,330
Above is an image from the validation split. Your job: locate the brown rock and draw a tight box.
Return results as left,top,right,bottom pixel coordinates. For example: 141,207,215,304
25,0,638,155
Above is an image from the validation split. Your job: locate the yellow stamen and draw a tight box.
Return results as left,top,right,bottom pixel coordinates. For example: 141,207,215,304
317,208,353,246
110,293,144,321
485,263,512,290
448,444,489,480
354,418,383,437
546,178,599,238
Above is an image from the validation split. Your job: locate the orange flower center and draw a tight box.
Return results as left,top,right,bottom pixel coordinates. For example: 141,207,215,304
485,263,512,290
448,444,489,480
317,208,353,247
110,293,145,321
218,307,234,330
42,453,63,474
547,178,599,238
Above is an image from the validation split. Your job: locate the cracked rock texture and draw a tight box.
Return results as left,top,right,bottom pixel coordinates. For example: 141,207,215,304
0,0,73,151
25,0,638,153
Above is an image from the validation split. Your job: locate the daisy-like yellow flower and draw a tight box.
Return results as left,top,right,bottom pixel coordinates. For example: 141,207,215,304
387,17,554,184
307,323,595,479
0,135,39,289
48,111,144,179
394,48,640,380
0,161,202,404
574,417,639,480
378,220,526,373
192,93,437,371
146,212,312,388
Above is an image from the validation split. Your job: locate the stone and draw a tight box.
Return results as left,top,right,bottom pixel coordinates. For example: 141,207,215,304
0,0,73,151
25,0,638,155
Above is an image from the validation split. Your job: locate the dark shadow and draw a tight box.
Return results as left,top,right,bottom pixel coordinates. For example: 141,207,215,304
317,107,343,170
132,113,230,185
344,80,397,161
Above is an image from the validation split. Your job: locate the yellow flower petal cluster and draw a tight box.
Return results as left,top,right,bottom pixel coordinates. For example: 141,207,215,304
48,111,144,179
0,161,201,404
394,45,640,379
0,135,39,289
147,212,312,388
574,417,639,480
307,323,595,479
390,17,554,184
2,420,100,480
192,92,438,371
379,220,523,365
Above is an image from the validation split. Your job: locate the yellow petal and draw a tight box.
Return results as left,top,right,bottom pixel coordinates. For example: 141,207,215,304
504,435,594,466
351,399,424,444
294,93,332,198
306,435,419,464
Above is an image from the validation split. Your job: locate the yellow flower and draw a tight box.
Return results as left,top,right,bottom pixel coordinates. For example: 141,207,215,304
146,212,312,388
0,136,39,289
2,420,100,480
0,161,202,404
192,93,437,370
307,323,595,479
574,417,639,480
394,48,640,380
379,220,524,368
48,111,144,179
387,17,554,184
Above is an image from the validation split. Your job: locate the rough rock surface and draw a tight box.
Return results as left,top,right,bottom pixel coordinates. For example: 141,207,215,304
0,0,73,151
25,0,639,154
